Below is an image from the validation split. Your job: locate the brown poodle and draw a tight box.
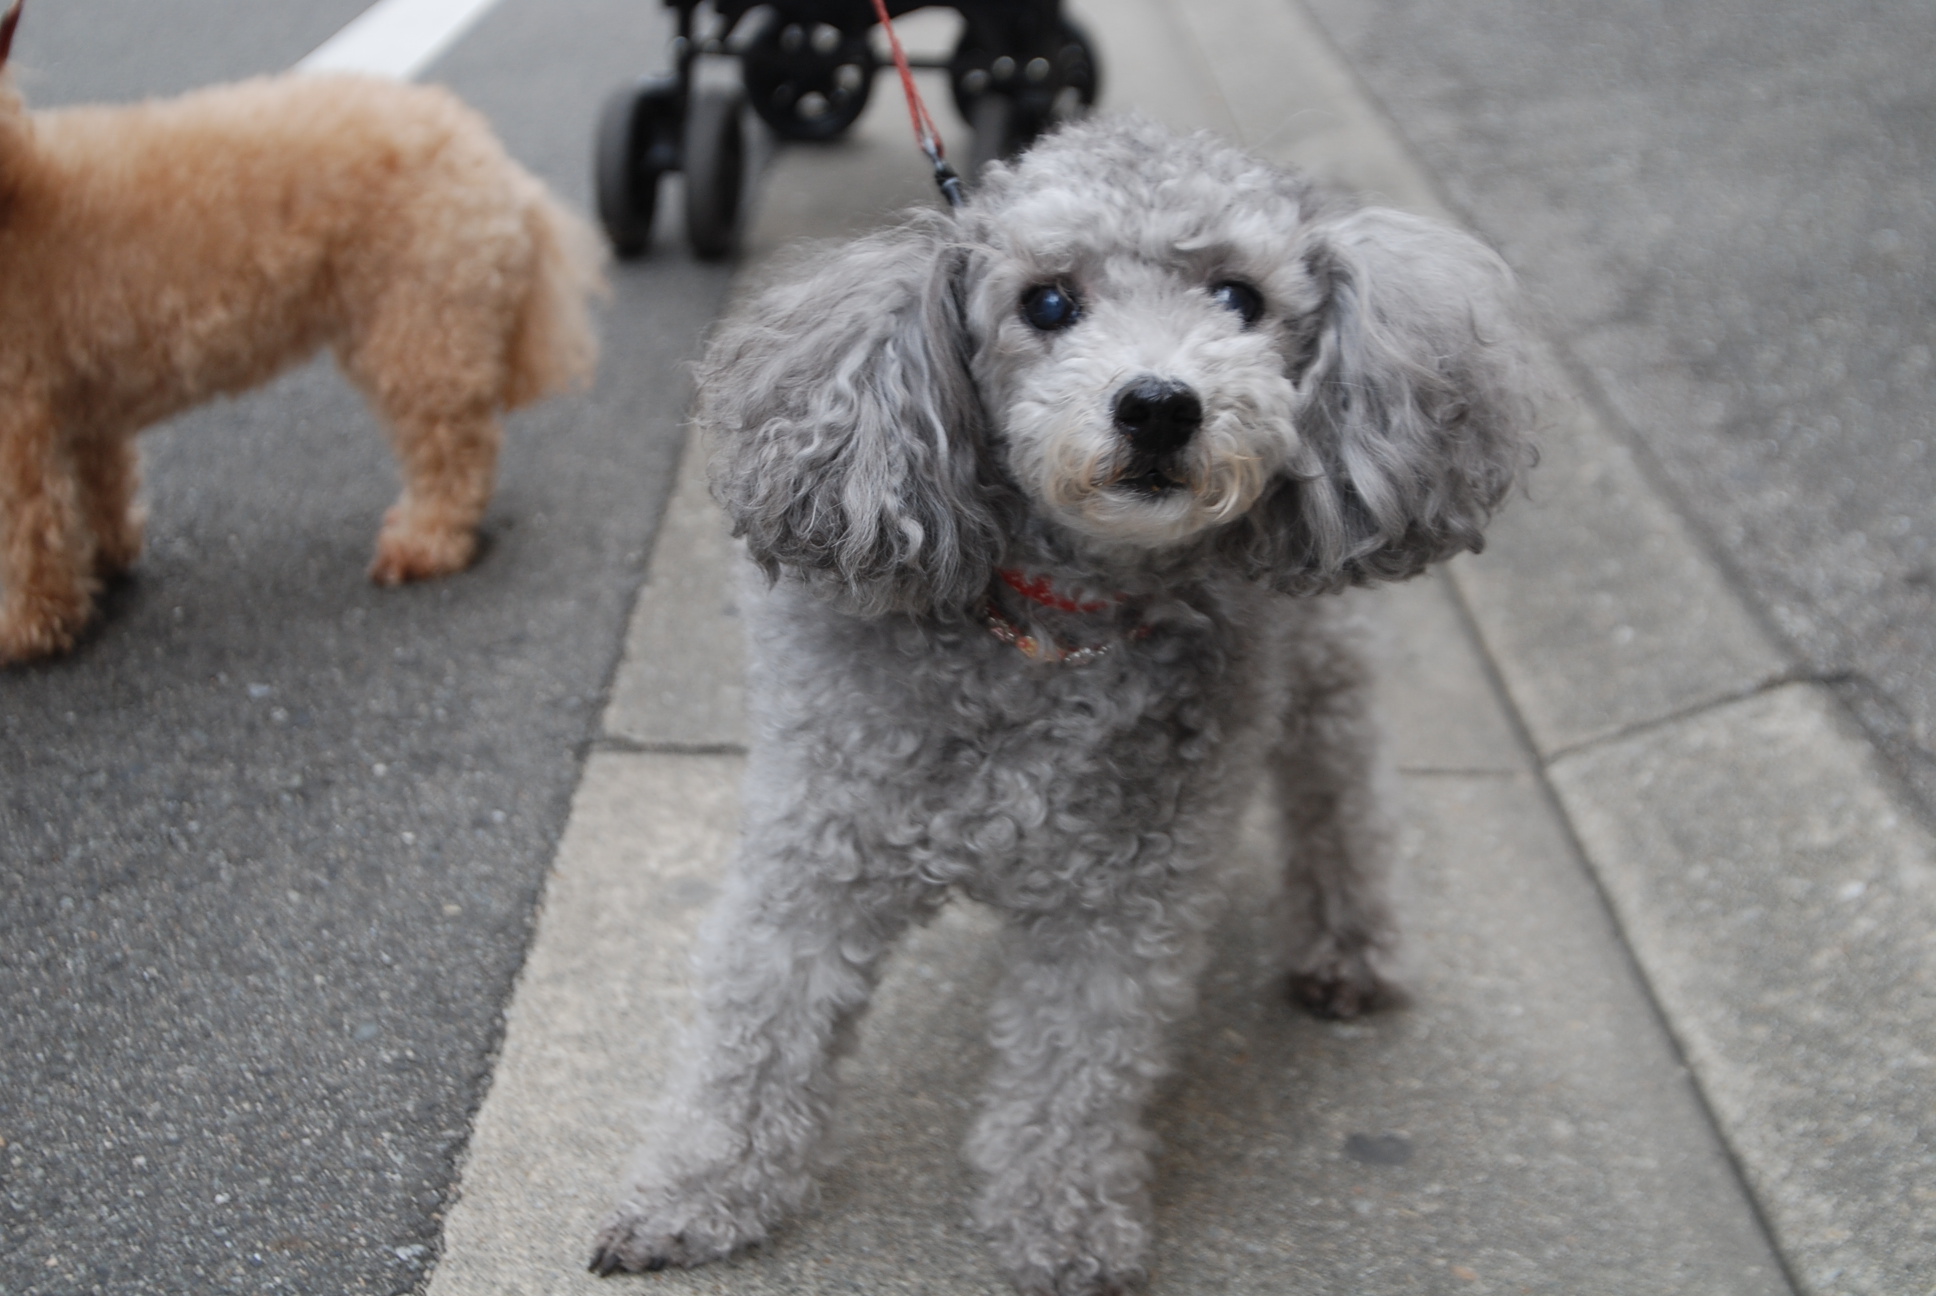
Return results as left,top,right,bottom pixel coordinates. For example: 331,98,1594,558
0,0,602,663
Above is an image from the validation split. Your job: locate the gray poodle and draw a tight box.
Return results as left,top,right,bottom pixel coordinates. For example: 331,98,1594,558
592,115,1535,1294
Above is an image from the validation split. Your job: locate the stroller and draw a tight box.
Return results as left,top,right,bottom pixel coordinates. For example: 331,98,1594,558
594,0,1100,258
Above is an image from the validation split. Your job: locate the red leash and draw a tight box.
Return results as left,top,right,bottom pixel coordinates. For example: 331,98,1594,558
868,0,966,208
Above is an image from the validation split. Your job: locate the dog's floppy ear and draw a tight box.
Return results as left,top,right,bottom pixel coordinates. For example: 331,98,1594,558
703,211,1002,618
1240,207,1537,591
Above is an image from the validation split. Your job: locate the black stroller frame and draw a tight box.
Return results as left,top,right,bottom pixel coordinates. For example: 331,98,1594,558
595,0,1100,259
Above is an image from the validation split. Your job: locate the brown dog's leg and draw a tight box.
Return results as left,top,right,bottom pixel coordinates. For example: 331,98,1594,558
75,434,146,578
0,399,96,661
340,266,512,586
366,406,502,585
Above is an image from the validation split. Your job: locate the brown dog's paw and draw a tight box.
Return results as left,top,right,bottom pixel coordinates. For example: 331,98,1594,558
91,506,147,579
0,621,76,665
0,593,91,664
369,519,477,585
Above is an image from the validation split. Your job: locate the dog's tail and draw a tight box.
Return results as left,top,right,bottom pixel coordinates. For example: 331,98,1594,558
503,176,605,410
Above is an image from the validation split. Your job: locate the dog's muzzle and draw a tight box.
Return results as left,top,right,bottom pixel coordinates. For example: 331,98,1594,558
1112,378,1201,493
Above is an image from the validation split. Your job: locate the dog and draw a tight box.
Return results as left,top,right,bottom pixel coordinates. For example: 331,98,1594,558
0,0,600,663
591,115,1536,1294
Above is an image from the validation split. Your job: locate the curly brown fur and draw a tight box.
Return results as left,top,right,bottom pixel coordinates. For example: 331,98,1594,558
0,33,600,662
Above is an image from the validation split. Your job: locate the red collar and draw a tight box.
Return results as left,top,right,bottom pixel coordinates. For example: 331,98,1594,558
984,569,1147,666
996,568,1120,614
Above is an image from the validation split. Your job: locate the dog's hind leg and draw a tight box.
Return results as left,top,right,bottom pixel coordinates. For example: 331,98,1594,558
1270,607,1403,1020
338,274,510,586
967,903,1212,1296
0,396,96,662
363,402,501,585
592,819,936,1275
75,435,145,579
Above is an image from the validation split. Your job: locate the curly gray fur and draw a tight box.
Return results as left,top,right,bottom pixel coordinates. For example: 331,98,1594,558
594,116,1537,1295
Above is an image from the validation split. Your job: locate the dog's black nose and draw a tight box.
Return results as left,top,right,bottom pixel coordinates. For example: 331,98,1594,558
1113,380,1202,455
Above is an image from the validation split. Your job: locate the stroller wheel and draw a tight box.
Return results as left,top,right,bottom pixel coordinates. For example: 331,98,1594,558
684,86,746,260
1049,16,1102,114
596,77,679,258
743,17,875,142
948,16,1100,126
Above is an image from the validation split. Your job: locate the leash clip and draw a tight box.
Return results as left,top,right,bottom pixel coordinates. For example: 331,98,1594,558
871,0,967,211
931,154,965,210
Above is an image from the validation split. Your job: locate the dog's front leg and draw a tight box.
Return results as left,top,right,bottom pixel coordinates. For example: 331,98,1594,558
592,825,933,1275
967,904,1210,1296
73,434,144,578
1272,638,1403,1019
0,393,95,662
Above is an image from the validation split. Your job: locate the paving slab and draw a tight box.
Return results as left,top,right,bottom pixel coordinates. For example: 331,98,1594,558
603,435,748,752
1549,683,1936,1296
1450,399,1793,757
1168,0,1443,214
1379,575,1526,776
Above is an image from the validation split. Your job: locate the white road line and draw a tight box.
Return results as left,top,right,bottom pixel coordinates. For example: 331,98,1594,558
296,0,507,79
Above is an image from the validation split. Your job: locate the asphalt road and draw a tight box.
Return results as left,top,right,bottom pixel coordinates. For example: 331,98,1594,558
0,3,731,1292
1301,0,1936,815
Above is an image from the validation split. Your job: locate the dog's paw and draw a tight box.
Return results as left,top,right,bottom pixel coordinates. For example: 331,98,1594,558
0,620,74,665
90,504,147,579
369,517,477,585
587,1191,766,1277
1008,1257,1141,1296
978,1179,1148,1296
587,1214,676,1277
1287,951,1404,1020
0,594,90,665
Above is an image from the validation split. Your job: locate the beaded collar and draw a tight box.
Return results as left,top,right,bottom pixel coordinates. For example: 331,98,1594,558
982,568,1151,666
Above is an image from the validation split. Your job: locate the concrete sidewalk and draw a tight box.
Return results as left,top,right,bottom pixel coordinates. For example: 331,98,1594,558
423,1,1936,1293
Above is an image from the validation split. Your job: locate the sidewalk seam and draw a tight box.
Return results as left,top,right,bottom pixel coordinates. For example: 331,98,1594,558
590,736,749,757
1536,669,1818,765
1394,766,1523,778
1435,563,1808,1296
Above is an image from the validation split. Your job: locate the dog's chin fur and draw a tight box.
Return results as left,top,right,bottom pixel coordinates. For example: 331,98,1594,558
600,115,1538,1295
1008,400,1293,552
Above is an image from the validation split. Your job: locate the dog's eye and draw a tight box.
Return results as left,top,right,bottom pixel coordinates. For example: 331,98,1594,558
1210,281,1264,325
1021,284,1081,331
